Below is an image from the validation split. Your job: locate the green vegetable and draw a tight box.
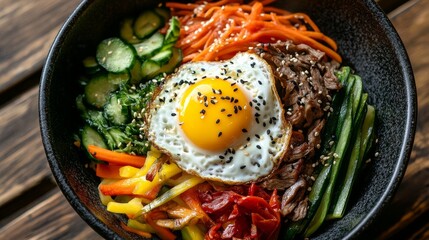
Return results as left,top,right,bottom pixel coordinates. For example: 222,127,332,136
96,38,135,73
181,225,205,240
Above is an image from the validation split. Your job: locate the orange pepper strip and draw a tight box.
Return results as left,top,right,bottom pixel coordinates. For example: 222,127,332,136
88,145,146,167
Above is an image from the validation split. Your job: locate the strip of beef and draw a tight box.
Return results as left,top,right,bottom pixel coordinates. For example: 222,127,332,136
253,41,341,221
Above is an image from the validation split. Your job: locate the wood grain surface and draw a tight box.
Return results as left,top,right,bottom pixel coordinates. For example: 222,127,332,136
0,0,428,239
0,0,80,95
0,190,102,239
367,0,429,238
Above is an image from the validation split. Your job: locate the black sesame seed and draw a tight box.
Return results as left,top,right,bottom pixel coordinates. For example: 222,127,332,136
219,155,225,159
242,128,248,133
240,165,246,169
237,69,242,73
197,92,202,96
256,145,261,149
263,122,266,127
234,99,239,103
258,96,263,100
252,99,258,103
255,113,260,117
267,129,271,134
256,118,260,124
201,68,206,71
221,108,226,112
226,159,232,163
233,88,238,92
251,62,256,68
247,137,251,141
227,114,232,117
171,113,177,116
238,106,242,111
249,102,253,107
231,82,236,86
200,109,206,114
263,100,266,105
211,99,216,104
216,119,220,124
218,132,222,137
255,134,260,139
258,80,262,85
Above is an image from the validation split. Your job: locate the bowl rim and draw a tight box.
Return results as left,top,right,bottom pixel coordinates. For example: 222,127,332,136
39,0,417,239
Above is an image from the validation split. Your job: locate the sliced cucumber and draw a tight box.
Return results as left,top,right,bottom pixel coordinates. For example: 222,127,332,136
157,47,183,74
120,18,141,44
130,58,144,85
154,7,171,23
150,48,172,64
96,38,135,73
133,10,163,39
108,71,130,85
104,94,130,125
82,56,101,74
141,60,161,79
84,74,119,108
164,16,181,47
133,32,164,59
82,124,107,149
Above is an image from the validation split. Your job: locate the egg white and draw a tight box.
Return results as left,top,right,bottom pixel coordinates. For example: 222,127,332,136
146,52,291,184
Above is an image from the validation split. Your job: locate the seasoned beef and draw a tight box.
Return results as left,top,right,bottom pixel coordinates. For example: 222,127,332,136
252,41,341,221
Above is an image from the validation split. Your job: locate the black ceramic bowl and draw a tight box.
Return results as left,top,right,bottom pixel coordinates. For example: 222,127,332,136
39,0,416,239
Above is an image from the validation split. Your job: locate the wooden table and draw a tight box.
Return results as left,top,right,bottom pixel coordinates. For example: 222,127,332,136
0,0,427,239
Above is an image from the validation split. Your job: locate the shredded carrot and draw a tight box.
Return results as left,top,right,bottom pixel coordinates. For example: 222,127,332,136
166,0,341,62
88,145,146,167
96,164,122,179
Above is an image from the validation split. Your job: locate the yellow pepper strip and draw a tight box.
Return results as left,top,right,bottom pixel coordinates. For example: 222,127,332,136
132,162,182,195
133,150,160,177
181,224,205,240
98,187,114,206
127,219,156,233
119,166,140,178
107,197,144,215
140,177,205,214
165,173,193,187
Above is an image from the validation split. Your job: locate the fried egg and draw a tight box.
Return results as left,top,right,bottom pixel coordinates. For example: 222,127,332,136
146,52,291,184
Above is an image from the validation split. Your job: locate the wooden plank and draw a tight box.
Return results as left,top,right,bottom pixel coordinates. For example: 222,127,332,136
369,0,429,238
0,189,103,240
0,87,51,206
0,0,80,95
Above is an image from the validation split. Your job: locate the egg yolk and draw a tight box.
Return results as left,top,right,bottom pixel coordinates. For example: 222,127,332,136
178,78,252,152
